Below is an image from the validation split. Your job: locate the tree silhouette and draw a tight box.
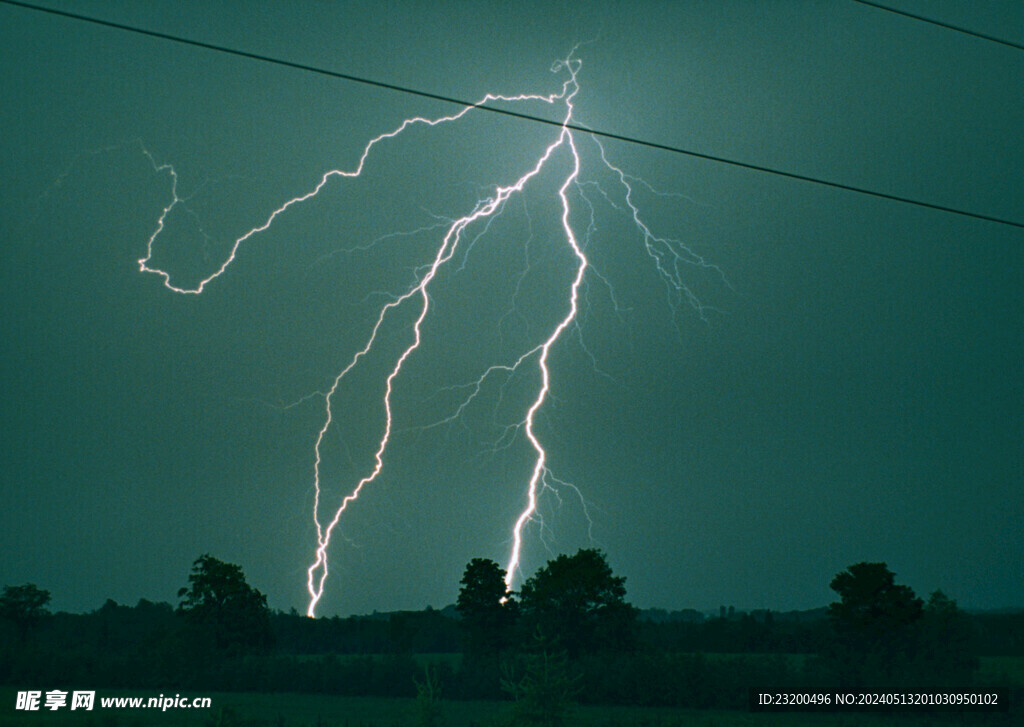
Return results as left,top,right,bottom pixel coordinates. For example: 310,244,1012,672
456,558,516,657
518,549,636,657
827,562,924,687
829,562,923,637
455,558,516,697
0,583,51,644
917,590,979,686
177,554,272,653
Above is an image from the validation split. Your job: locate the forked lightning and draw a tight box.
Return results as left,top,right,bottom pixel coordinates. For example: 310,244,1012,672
136,50,718,616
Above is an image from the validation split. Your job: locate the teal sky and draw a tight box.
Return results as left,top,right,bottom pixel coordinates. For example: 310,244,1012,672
1,0,1021,617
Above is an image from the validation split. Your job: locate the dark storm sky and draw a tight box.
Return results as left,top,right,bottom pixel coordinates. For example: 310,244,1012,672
2,0,1021,617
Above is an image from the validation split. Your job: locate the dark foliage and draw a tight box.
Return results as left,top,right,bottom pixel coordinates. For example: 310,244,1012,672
829,562,924,638
453,558,517,697
456,557,517,655
0,583,51,643
916,590,980,684
177,554,273,654
636,608,832,655
501,629,580,727
821,562,980,690
518,548,637,658
974,609,1024,655
1,555,1012,709
271,607,461,655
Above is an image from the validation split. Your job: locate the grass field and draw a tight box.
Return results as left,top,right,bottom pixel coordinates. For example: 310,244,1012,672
977,656,1024,687
2,655,1019,726
1,688,1016,727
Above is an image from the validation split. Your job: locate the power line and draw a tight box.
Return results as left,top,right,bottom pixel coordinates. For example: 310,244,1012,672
852,0,1024,52
4,0,1022,230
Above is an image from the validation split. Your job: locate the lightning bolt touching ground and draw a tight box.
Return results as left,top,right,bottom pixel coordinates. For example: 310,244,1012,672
134,49,721,616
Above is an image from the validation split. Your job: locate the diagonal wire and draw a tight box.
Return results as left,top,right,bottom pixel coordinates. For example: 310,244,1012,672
3,0,1022,229
851,0,1024,52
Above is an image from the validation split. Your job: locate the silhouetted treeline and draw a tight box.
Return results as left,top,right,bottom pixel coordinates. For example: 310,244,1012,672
636,608,834,654
6,600,1020,663
272,606,462,655
3,603,1020,705
2,557,1022,711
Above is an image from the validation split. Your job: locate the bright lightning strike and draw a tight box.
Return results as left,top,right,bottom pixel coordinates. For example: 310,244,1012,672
135,49,721,617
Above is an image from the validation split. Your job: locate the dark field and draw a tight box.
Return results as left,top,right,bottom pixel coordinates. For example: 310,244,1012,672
3,655,1020,727
0,690,1014,727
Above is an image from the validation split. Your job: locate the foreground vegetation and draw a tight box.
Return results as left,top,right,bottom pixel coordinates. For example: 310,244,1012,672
1,686,1019,727
3,553,1022,724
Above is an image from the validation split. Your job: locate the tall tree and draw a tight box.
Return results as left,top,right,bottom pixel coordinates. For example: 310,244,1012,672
518,549,636,657
829,562,924,638
457,558,516,656
456,558,516,697
827,562,924,687
0,583,51,644
177,554,272,653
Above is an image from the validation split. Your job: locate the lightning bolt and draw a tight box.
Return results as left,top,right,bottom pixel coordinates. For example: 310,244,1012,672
134,49,720,616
